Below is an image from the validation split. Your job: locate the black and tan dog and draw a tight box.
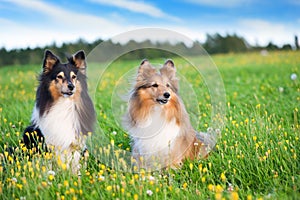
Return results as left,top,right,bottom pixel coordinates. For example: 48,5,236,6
23,50,96,172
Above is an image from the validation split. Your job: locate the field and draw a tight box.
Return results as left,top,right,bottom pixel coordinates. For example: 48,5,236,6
0,51,299,199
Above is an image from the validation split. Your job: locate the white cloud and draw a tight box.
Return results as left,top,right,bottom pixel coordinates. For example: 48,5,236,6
88,0,181,22
4,0,121,29
185,0,252,7
0,0,133,49
0,1,298,49
238,19,299,46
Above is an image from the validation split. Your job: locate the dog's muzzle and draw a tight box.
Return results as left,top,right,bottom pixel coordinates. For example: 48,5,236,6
62,82,75,97
62,91,74,97
156,92,170,105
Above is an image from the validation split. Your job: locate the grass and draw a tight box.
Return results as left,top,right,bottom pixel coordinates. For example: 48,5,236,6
0,51,299,199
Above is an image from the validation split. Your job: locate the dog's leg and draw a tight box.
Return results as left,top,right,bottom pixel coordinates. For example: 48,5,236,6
22,125,47,154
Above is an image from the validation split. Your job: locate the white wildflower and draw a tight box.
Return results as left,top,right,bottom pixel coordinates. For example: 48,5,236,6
278,87,284,93
47,170,56,176
11,177,17,183
291,73,297,80
146,190,153,196
148,175,155,181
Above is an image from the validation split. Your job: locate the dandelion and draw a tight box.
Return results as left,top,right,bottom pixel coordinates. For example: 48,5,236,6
61,163,67,171
220,172,226,182
208,184,214,191
112,131,117,135
247,194,252,200
21,177,27,184
106,185,112,191
215,192,222,200
11,177,17,183
100,164,106,170
146,190,153,196
47,170,56,176
16,183,23,190
189,163,193,170
121,188,125,194
183,182,188,189
290,73,297,80
98,175,105,181
69,188,75,194
41,181,47,188
278,87,284,93
215,185,223,193
64,180,69,187
134,174,139,180
231,191,239,200
48,174,54,182
134,194,138,200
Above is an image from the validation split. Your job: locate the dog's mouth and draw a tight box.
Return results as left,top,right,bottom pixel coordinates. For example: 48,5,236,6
62,91,74,97
156,98,169,105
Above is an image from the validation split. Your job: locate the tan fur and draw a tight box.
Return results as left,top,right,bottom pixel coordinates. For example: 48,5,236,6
49,80,61,101
129,89,155,125
49,71,81,101
73,54,86,75
44,55,58,73
128,59,208,169
162,94,181,125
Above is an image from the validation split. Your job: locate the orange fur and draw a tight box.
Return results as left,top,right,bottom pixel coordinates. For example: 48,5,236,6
49,80,61,101
128,59,209,170
71,80,82,101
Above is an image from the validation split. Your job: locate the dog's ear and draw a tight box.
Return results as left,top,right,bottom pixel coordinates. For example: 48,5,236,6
43,50,60,73
160,59,175,76
137,59,156,81
71,50,86,74
160,59,179,92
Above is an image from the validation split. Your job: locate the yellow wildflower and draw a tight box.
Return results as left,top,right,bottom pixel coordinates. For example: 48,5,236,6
231,191,239,200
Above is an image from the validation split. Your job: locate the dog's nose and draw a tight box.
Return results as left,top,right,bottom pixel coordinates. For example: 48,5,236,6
68,82,74,91
163,92,170,98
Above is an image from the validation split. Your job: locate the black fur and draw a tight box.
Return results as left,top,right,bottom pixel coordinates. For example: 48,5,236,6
22,49,96,154
22,125,47,153
37,53,79,117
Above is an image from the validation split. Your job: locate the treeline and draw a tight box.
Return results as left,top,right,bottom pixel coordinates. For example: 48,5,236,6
0,33,296,67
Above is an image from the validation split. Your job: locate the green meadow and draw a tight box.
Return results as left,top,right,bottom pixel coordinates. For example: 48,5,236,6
0,51,299,199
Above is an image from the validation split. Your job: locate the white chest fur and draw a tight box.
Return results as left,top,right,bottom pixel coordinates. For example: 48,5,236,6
130,106,180,160
32,98,82,151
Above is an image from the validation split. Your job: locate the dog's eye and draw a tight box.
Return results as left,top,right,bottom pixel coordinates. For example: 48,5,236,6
72,75,77,79
166,83,170,87
56,75,63,79
152,83,158,87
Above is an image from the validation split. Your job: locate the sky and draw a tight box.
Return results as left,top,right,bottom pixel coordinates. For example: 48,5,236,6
0,0,300,49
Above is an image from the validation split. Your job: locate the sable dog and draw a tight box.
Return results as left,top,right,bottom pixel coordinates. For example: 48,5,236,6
23,50,96,172
126,59,213,170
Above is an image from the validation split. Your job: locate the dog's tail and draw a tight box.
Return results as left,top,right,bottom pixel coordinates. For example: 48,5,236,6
196,129,220,157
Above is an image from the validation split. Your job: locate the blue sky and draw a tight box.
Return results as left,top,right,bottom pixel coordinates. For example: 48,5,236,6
1,0,300,49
